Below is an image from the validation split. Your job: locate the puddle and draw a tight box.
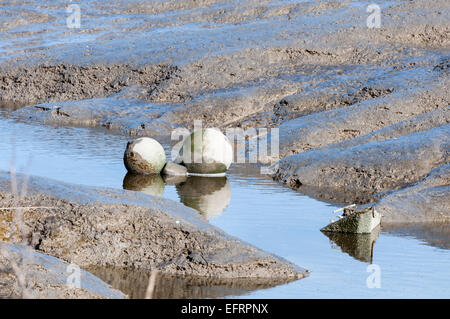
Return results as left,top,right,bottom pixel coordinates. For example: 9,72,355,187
0,110,449,298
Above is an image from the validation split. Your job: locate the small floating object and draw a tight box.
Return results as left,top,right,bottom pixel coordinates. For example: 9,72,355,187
321,206,381,234
123,137,166,174
178,128,233,174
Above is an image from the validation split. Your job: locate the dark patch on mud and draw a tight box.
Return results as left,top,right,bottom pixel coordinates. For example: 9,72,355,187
0,64,179,105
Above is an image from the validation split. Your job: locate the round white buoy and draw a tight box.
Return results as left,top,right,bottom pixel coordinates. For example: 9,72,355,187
179,128,233,174
123,137,166,174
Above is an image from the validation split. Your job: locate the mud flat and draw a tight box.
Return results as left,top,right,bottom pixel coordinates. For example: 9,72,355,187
0,1,446,135
275,125,449,203
0,171,308,282
375,164,450,224
0,0,449,297
1,2,449,206
275,124,449,223
0,242,126,299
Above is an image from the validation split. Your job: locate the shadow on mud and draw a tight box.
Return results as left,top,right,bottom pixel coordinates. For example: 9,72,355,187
87,266,294,299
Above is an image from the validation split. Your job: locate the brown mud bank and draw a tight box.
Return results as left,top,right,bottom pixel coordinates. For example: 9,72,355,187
375,164,450,224
0,171,308,282
0,242,126,299
275,125,449,224
275,125,449,203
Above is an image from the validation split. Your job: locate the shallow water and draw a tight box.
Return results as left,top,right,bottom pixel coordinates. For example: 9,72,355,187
0,110,449,298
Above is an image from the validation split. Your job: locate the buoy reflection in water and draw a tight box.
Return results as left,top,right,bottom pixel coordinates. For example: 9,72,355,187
123,173,165,197
176,176,231,219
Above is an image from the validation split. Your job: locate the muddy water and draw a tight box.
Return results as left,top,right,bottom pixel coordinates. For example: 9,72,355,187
0,110,449,298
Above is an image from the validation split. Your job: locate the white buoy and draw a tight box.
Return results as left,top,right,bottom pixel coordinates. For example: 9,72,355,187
124,137,166,174
178,128,233,174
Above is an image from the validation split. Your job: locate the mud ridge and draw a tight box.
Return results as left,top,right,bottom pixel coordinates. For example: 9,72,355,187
0,64,179,105
0,171,308,281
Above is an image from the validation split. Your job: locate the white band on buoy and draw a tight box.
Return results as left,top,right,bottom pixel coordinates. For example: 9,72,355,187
186,172,226,177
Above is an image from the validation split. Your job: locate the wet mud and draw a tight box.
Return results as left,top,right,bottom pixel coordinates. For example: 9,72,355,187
0,0,449,298
0,171,308,281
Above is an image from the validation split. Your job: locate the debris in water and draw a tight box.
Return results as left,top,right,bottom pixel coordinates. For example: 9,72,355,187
322,206,381,234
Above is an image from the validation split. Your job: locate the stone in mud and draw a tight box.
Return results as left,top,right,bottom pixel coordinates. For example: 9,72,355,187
123,137,166,175
122,173,165,197
0,171,308,280
0,243,126,299
321,207,381,234
162,162,187,176
179,128,233,174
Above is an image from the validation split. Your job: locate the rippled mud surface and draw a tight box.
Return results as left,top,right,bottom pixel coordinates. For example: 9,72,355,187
0,110,449,298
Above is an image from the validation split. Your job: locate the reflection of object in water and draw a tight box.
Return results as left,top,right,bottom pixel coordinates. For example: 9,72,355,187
87,266,297,299
123,173,164,197
322,226,381,263
381,223,450,250
176,176,231,219
162,174,187,186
